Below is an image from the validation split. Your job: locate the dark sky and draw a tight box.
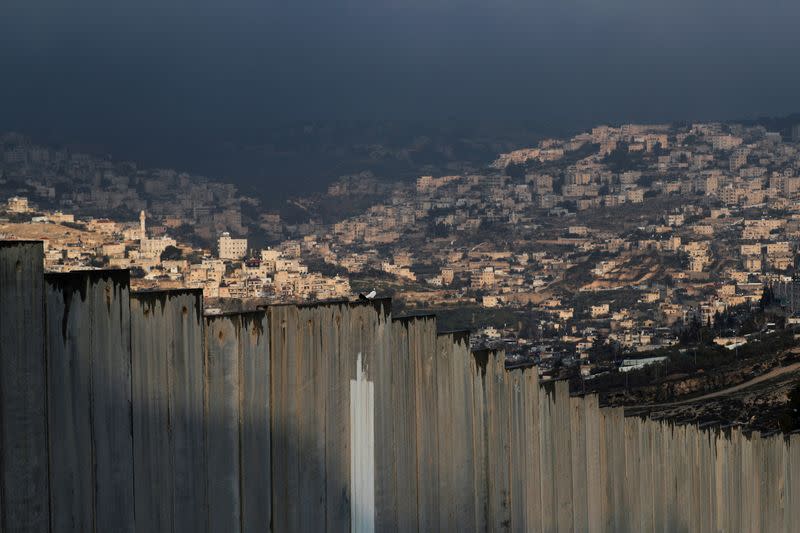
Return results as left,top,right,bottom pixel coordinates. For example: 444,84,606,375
1,0,799,190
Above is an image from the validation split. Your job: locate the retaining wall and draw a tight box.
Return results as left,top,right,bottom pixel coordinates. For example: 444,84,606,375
1,241,799,532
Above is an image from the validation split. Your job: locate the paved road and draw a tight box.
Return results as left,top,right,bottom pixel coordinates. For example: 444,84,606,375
680,361,800,403
651,361,800,407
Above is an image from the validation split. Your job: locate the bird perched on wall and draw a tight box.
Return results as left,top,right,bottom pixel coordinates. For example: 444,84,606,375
358,289,377,301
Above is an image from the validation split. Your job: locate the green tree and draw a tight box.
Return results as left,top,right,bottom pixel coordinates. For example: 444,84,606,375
160,245,183,261
505,162,526,179
760,286,775,309
779,382,800,432
186,251,205,265
88,255,108,268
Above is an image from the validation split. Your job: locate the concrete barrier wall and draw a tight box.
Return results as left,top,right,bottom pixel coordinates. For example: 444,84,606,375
45,270,135,533
205,311,271,533
131,290,206,533
0,242,49,532
3,242,800,532
268,300,391,533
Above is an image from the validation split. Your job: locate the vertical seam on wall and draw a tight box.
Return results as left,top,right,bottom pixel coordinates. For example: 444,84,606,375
202,314,210,530
0,249,13,532
320,313,328,532
167,297,176,533
269,310,276,533
125,280,136,533
267,308,276,533
43,258,54,533
88,277,97,533
237,315,245,532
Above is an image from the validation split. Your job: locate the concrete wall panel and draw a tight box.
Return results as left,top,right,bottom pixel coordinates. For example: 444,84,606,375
553,380,573,532
0,242,49,532
470,350,490,532
508,369,526,531
665,423,681,533
569,396,588,532
88,271,135,533
522,368,542,533
350,351,375,533
413,316,440,532
297,307,328,533
239,312,271,533
436,332,475,532
45,274,93,533
168,292,208,533
583,394,602,533
268,305,298,532
435,334,455,530
323,304,352,533
596,404,611,533
538,382,557,533
640,419,655,533
131,290,207,533
131,293,176,532
650,420,665,532
205,315,242,533
607,407,626,532
46,270,135,533
486,350,511,531
390,318,419,532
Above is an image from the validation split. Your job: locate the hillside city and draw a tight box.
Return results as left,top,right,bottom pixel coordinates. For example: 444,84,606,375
5,121,800,386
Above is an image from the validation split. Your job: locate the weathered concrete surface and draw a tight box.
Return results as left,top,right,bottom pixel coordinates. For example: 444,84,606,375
411,315,439,532
269,300,391,533
485,349,512,531
131,290,206,533
239,312,271,533
5,246,800,532
132,296,268,533
203,310,273,532
46,269,135,533
538,381,558,533
0,242,49,532
205,314,241,531
389,318,421,531
45,272,94,532
443,332,477,532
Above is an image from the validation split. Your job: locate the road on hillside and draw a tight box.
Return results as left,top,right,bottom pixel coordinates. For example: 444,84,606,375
649,361,800,407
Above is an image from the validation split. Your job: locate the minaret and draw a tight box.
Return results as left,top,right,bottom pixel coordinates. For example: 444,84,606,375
139,210,146,239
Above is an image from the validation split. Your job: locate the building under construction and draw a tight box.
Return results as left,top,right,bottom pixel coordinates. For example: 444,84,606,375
1,240,799,532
